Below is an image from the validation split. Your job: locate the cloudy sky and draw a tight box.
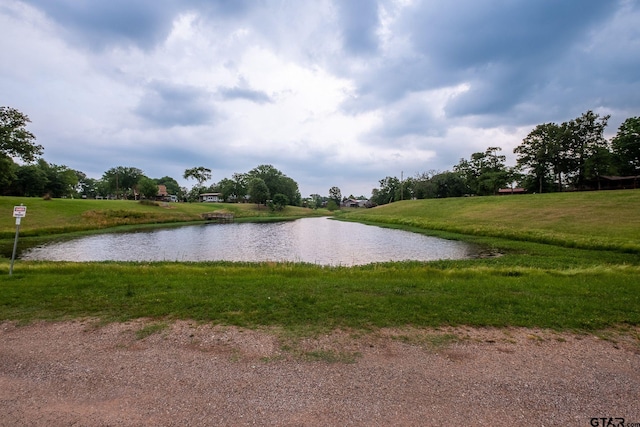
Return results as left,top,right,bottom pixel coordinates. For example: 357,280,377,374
1,0,639,198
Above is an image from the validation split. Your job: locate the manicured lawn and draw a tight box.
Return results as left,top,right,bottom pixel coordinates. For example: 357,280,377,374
1,261,638,331
0,196,328,238
1,191,639,333
341,190,640,252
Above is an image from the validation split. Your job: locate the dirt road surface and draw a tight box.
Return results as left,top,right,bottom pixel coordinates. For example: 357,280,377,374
1,320,639,426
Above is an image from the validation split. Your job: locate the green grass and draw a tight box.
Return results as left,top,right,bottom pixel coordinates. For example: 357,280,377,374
0,196,329,256
1,260,638,331
0,196,329,238
340,190,640,253
0,192,639,334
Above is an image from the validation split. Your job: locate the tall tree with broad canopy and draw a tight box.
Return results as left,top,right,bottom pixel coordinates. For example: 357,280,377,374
514,122,564,193
77,174,99,199
414,171,468,199
37,159,79,198
611,116,640,176
138,176,160,200
216,178,236,202
230,173,248,202
247,177,269,206
454,147,511,195
102,166,144,199
10,164,47,197
247,165,300,206
562,110,610,189
0,155,17,192
370,177,399,205
271,193,289,211
0,106,43,163
328,186,342,206
183,166,212,188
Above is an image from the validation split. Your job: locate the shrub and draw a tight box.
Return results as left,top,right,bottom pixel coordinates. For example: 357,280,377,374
326,200,339,211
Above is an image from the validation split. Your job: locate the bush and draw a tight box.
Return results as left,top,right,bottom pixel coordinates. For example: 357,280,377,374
272,193,289,211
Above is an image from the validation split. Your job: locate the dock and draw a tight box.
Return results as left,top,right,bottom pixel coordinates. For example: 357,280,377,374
201,212,234,223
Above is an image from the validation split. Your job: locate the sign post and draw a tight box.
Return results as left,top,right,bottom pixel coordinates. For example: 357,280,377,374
9,205,27,276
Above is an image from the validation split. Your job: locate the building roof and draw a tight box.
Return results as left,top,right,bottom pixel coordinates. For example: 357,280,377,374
498,188,527,194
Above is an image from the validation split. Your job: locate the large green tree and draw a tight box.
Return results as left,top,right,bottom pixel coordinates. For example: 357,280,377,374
247,177,270,205
414,171,467,199
183,167,212,187
562,110,611,189
77,173,99,199
328,186,342,206
39,160,79,198
611,116,640,176
370,177,400,205
514,122,564,193
454,147,511,195
138,176,160,200
10,164,47,197
514,111,615,191
271,193,289,211
7,160,79,198
216,173,249,202
247,165,300,206
0,155,17,192
102,166,144,199
0,106,43,162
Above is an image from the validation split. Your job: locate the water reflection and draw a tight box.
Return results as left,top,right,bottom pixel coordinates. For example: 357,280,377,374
21,217,476,266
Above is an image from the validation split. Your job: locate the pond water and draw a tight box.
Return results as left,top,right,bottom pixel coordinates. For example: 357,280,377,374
20,217,477,266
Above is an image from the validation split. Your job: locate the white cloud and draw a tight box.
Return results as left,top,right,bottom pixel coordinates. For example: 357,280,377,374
1,0,639,198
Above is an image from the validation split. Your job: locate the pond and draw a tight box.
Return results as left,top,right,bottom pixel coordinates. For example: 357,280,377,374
20,217,477,266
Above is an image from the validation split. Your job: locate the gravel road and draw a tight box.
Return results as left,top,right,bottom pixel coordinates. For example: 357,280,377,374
1,320,639,426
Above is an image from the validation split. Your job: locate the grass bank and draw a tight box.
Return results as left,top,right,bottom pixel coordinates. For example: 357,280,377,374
0,192,639,333
0,197,329,256
340,190,640,253
0,197,329,239
2,261,638,331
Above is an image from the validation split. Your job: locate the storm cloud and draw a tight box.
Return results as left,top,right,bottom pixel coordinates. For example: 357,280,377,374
1,0,638,197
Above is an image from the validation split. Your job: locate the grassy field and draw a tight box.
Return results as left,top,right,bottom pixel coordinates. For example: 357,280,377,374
340,190,640,253
0,196,328,238
0,192,639,333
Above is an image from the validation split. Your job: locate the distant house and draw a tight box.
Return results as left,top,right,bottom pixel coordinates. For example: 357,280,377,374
341,198,370,207
199,192,223,202
586,175,640,191
156,185,169,201
498,188,527,195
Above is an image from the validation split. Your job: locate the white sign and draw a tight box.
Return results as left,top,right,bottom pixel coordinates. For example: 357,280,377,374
13,205,27,218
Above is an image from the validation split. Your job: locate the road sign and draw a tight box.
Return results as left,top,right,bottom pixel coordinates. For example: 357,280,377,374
13,206,27,218
10,206,26,276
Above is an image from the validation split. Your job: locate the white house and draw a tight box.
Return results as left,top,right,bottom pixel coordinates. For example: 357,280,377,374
199,192,223,202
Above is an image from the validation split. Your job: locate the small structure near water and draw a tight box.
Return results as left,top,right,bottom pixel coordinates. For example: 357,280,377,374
201,211,234,223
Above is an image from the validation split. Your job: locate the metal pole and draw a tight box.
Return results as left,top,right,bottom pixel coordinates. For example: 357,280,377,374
9,218,21,276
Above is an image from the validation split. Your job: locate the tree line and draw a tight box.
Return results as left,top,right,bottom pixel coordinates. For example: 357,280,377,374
370,111,640,206
185,164,302,209
1,106,302,206
4,106,638,207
